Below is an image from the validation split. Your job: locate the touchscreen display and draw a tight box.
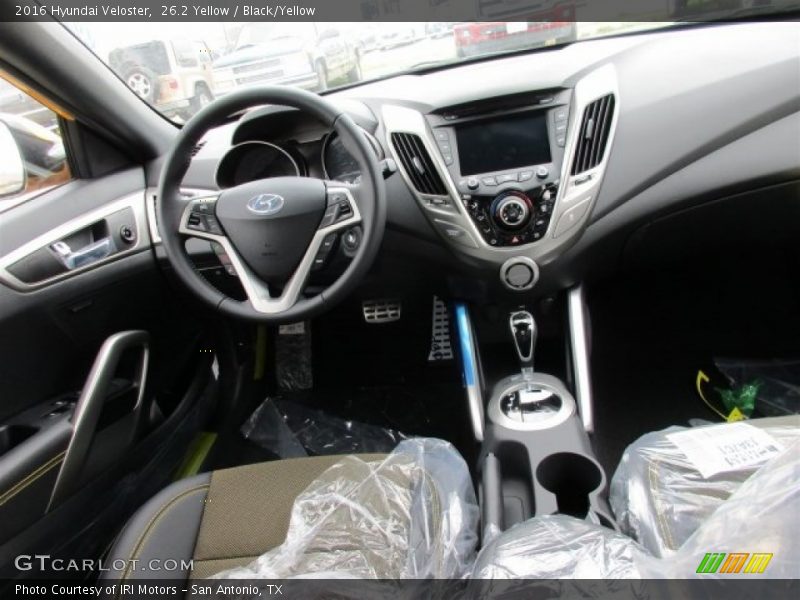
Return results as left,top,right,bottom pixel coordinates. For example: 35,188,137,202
456,111,551,176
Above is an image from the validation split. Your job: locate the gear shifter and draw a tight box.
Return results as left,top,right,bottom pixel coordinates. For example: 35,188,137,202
509,310,536,373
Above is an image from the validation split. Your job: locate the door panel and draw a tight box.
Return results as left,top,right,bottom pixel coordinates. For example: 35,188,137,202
0,166,209,550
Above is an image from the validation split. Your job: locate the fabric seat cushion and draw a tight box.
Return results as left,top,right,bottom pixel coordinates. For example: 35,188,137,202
103,454,384,581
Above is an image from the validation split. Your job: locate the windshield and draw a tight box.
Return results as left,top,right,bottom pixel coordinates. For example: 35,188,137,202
66,21,672,123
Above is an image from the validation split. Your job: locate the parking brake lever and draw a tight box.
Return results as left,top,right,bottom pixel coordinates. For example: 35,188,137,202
509,310,536,374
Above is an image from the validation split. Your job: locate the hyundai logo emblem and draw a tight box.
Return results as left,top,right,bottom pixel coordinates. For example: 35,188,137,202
247,193,285,216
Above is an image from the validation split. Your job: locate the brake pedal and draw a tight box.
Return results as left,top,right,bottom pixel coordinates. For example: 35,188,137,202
362,299,401,323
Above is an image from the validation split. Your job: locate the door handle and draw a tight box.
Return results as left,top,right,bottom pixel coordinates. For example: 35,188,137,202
51,237,115,270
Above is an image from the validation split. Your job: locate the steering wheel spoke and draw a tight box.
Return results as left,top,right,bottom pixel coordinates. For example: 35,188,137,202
176,186,365,316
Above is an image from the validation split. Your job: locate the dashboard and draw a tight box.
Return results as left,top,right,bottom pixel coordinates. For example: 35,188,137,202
181,21,800,295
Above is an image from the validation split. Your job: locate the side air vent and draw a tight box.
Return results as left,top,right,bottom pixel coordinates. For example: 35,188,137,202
390,132,447,196
571,94,615,176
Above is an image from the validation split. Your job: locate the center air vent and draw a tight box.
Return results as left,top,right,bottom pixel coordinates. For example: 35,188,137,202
571,94,615,176
390,132,447,196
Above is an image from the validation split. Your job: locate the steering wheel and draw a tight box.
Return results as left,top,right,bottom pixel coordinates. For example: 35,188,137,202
156,86,386,322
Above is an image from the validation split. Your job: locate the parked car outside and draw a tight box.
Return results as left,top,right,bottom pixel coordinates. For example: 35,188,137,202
212,23,362,94
108,39,215,120
454,21,577,57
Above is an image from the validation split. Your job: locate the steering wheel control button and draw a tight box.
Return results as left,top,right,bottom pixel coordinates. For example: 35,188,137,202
554,197,592,238
500,257,540,292
312,255,327,271
204,216,224,235
433,220,478,249
320,196,353,228
321,233,336,252
341,226,362,257
187,213,206,231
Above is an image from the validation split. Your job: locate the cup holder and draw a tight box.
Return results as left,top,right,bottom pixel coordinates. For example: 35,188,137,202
0,424,38,457
536,452,603,519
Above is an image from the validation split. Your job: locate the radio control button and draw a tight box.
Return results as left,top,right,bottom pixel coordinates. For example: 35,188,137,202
482,176,497,186
496,173,517,184
536,166,549,179
518,171,533,182
434,130,449,142
554,107,569,122
466,177,479,190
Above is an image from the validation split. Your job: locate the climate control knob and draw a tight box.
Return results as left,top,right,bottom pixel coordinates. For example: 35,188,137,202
492,191,532,231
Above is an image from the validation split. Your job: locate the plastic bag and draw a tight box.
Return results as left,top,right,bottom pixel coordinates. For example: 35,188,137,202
715,357,800,416
214,438,479,579
471,440,800,579
647,440,800,578
610,416,800,557
471,515,646,579
241,398,409,457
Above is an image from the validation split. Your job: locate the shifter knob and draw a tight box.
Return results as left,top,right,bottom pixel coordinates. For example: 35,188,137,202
509,310,536,371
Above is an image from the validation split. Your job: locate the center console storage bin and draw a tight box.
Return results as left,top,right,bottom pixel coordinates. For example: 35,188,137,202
480,413,616,535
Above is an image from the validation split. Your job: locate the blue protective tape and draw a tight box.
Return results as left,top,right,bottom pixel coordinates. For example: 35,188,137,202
455,303,476,386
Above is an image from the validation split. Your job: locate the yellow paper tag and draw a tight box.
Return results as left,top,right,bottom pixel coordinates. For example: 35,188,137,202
727,407,746,422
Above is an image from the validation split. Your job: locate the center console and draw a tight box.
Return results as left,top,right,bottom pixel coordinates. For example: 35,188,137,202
383,65,619,291
431,90,569,248
454,289,616,538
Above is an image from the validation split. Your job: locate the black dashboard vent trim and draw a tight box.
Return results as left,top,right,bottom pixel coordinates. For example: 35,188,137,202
571,94,615,176
390,132,448,196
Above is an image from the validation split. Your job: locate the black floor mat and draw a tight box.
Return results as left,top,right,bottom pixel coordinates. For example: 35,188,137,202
209,295,477,471
302,295,477,465
589,252,800,477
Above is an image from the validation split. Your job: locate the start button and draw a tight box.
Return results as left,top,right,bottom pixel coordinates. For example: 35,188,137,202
500,257,540,291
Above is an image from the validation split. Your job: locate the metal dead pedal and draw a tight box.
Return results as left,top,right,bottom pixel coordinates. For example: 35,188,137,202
362,299,401,323
428,295,453,361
